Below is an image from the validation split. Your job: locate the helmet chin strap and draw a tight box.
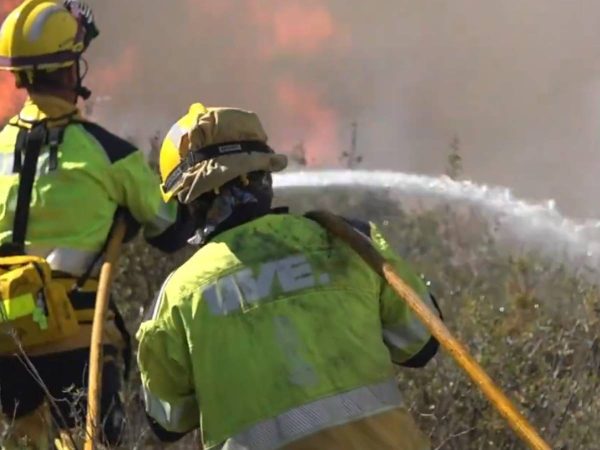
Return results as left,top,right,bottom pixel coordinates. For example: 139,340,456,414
77,85,92,101
75,58,92,100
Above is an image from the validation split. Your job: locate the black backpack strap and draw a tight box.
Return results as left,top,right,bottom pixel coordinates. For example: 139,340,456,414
12,127,27,174
10,124,48,254
109,300,132,380
72,240,106,289
0,121,70,257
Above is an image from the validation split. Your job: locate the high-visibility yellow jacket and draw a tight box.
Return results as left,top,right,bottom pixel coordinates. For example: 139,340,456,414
0,93,190,355
138,212,441,450
0,94,187,271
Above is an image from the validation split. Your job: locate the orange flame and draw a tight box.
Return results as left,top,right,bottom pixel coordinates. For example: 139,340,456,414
180,0,347,166
0,0,18,16
0,72,23,124
276,79,339,166
249,1,338,57
249,0,346,165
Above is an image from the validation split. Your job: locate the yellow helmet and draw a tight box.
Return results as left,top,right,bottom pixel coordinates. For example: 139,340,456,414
0,0,88,73
159,103,288,204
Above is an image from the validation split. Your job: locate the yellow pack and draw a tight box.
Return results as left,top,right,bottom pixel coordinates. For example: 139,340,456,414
0,255,79,353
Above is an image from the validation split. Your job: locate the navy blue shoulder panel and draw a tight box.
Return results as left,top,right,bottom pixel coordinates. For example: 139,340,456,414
79,121,138,163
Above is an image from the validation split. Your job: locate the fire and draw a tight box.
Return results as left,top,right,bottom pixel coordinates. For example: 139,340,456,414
249,1,337,56
0,0,350,166
0,72,22,124
247,0,346,165
181,0,347,166
0,0,18,15
276,79,340,166
271,4,335,54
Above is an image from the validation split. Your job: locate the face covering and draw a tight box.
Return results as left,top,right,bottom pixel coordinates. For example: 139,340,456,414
187,185,259,245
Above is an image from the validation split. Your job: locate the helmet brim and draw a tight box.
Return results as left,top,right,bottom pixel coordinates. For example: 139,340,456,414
175,152,288,204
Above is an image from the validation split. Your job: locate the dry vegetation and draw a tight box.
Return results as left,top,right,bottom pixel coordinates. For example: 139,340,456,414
2,184,599,449
109,185,599,449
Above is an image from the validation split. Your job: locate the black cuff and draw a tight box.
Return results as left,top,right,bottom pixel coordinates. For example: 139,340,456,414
116,208,142,243
430,293,443,320
398,294,443,368
399,336,440,368
146,204,196,253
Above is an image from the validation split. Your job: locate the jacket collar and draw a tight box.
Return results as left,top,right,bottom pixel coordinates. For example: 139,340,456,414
12,93,83,127
194,207,290,247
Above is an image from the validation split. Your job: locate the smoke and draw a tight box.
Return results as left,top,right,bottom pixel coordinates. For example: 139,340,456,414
0,71,23,121
2,1,600,217
84,0,348,166
275,169,600,277
0,1,24,119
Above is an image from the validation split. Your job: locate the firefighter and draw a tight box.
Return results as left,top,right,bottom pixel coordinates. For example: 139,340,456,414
137,103,442,449
0,1,192,448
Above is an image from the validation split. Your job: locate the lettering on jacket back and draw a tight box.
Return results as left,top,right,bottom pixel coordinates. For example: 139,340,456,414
203,254,331,315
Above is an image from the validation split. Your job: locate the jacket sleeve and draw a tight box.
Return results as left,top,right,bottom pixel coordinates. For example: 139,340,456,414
81,122,193,252
136,278,199,439
108,151,192,251
359,220,442,367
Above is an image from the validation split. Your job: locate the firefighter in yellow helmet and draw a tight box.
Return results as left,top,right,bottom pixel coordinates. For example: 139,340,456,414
0,2,193,449
137,103,441,449
0,0,97,99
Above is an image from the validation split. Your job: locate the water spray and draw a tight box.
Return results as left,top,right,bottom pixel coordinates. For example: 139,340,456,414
274,169,600,272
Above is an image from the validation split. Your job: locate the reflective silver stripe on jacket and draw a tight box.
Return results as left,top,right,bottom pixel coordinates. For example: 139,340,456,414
27,247,100,276
217,379,403,450
382,293,436,357
382,319,431,352
143,384,199,434
0,152,53,177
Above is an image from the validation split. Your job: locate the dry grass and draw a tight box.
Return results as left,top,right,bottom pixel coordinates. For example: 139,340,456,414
2,187,599,449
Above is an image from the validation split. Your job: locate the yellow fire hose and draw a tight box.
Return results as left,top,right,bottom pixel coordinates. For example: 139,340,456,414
306,210,551,450
84,219,127,450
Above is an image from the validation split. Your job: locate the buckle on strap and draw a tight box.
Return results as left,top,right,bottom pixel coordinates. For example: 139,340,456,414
47,127,65,172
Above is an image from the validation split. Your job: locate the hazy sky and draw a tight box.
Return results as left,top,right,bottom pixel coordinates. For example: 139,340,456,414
3,0,600,218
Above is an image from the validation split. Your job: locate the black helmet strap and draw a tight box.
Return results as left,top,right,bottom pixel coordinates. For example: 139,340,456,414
75,57,91,100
